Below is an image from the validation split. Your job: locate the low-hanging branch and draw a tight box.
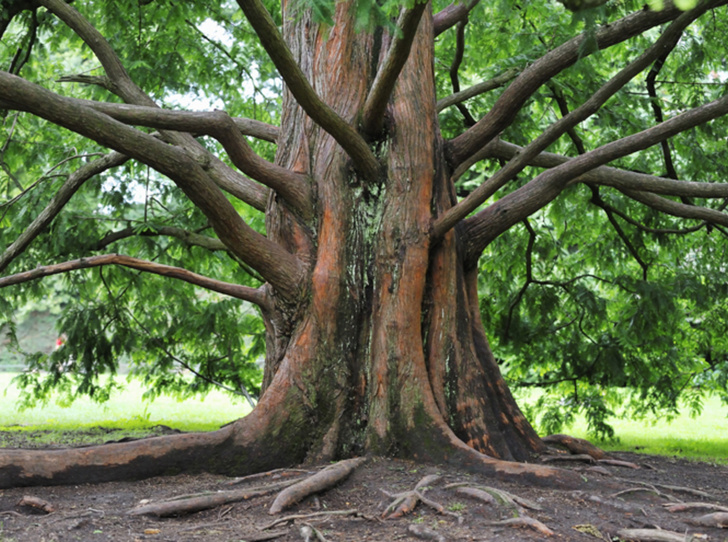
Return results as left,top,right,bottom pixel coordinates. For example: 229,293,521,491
361,2,428,138
0,72,306,302
0,254,271,309
235,0,380,181
436,4,708,237
446,0,728,169
0,151,129,274
458,88,728,265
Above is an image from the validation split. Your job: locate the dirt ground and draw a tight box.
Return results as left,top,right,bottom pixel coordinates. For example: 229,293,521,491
0,433,727,542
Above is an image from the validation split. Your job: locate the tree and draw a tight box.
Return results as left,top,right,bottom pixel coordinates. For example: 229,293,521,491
1,0,727,489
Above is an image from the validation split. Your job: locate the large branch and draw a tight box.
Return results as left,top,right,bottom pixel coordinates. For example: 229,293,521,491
487,139,728,198
446,0,728,169
361,2,428,138
235,0,379,181
39,0,268,211
0,72,306,302
458,90,728,265
0,254,271,309
435,3,713,237
0,151,129,274
64,100,311,219
433,0,480,36
619,189,728,227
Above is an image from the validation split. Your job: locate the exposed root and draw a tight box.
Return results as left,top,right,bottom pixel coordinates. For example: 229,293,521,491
610,487,680,502
541,453,596,464
380,474,457,519
268,457,366,515
599,458,640,469
664,502,728,513
299,523,328,542
408,523,447,542
18,495,55,514
127,479,296,517
616,528,699,541
542,434,608,460
445,483,541,512
452,487,496,506
483,516,555,536
630,482,717,500
687,512,728,528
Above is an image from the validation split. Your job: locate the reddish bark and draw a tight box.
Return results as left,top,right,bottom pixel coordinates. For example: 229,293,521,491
0,2,584,491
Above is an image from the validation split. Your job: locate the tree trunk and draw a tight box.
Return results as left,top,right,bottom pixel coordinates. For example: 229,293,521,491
0,4,579,489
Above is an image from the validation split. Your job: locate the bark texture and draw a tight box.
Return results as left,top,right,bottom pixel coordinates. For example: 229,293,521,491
0,2,579,489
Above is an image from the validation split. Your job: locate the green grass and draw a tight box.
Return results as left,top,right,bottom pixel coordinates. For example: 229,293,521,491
1,373,727,463
516,392,728,464
566,394,728,463
0,373,251,433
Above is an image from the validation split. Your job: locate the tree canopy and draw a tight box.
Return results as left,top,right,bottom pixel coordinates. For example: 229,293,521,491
1,0,727,444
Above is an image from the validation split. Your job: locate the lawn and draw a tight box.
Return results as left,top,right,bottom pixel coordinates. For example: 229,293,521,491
1,372,726,463
0,372,251,433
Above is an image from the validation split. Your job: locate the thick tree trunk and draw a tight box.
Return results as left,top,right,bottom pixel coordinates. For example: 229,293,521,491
0,4,580,489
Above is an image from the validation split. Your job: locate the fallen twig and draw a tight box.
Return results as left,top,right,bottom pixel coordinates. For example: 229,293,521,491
483,517,554,536
226,468,311,486
664,502,728,513
261,509,360,530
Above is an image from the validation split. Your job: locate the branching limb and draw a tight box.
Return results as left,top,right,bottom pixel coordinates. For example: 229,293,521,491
456,88,728,265
61,103,310,218
436,4,706,237
0,72,306,301
0,151,129,274
446,0,728,168
235,0,379,181
620,189,728,228
0,254,271,309
90,225,227,253
437,68,519,113
446,20,477,127
485,139,728,199
362,2,428,138
40,0,269,210
590,187,651,280
433,0,480,36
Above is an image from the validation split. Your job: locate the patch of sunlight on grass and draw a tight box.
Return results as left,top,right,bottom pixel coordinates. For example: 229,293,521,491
516,391,728,463
0,373,251,432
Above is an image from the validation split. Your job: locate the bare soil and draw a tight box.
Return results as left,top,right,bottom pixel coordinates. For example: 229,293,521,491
1,431,727,542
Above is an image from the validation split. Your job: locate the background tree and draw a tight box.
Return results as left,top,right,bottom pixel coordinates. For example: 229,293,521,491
1,0,727,487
